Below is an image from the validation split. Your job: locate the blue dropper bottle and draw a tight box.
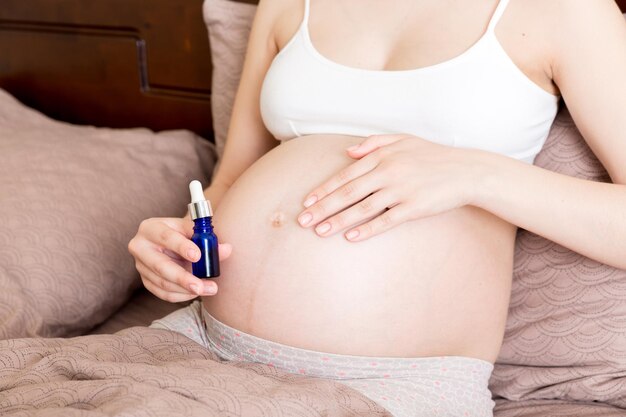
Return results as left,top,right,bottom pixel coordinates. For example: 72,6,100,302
188,180,220,278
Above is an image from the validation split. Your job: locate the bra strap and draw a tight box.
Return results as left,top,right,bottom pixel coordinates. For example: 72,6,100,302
303,0,310,25
487,0,510,32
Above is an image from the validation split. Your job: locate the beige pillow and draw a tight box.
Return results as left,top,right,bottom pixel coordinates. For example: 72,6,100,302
490,108,626,407
0,89,217,339
203,0,257,175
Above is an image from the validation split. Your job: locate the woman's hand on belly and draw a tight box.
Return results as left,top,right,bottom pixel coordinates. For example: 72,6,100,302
297,133,489,242
203,134,516,360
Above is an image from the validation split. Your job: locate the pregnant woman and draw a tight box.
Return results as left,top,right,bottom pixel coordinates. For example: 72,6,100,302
128,0,626,415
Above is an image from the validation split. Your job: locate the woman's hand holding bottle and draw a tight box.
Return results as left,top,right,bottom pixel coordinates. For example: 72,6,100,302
128,185,232,303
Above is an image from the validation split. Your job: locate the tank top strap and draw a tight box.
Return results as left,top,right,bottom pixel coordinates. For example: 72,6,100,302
302,0,310,26
486,0,510,32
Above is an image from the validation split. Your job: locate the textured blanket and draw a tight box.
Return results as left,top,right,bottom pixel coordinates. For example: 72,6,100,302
3,327,623,417
0,327,392,416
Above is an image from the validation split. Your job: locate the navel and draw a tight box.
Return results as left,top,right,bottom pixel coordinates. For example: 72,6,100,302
270,211,286,228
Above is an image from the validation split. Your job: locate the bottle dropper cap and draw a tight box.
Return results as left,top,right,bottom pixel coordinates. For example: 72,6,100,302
188,180,213,220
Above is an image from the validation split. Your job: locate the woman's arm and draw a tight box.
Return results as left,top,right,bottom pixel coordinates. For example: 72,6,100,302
296,1,626,270
184,0,284,220
474,0,626,269
208,0,282,193
128,0,285,301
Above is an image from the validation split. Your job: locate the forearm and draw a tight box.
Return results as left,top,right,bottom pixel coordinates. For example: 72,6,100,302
473,151,626,270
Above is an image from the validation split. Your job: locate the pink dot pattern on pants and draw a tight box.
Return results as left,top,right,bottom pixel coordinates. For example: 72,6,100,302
150,301,495,417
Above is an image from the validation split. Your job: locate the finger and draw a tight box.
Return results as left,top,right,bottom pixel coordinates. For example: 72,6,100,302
162,248,186,262
218,242,233,260
141,242,217,295
346,134,408,157
302,153,379,209
311,189,397,237
344,204,411,242
164,242,232,263
143,278,199,303
137,261,192,294
163,217,195,239
298,172,383,232
141,219,201,263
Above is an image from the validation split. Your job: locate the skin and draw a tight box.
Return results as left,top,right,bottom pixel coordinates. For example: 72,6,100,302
129,0,626,327
201,133,517,360
295,0,626,271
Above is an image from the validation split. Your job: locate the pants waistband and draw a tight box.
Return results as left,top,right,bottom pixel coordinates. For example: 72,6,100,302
201,305,493,382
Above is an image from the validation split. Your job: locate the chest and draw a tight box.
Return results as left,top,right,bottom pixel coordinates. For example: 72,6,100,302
263,0,560,164
273,0,555,95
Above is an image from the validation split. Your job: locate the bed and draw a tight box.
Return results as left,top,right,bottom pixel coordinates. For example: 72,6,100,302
1,0,626,415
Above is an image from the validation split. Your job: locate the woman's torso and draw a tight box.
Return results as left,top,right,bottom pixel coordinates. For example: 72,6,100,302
204,0,560,363
204,135,516,363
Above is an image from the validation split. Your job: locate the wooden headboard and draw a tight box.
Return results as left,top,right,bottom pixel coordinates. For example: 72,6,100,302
0,0,623,140
0,0,256,140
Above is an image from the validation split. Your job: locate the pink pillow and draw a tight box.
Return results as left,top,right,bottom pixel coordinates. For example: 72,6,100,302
0,89,216,338
202,0,256,174
490,108,626,407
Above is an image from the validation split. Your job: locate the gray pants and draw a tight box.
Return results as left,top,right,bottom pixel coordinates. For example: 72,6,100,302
151,301,495,417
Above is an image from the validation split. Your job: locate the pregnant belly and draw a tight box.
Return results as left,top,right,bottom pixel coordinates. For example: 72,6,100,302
203,134,516,363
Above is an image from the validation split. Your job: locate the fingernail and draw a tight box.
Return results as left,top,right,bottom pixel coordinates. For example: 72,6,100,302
202,285,217,296
189,283,201,294
303,195,317,208
298,212,312,226
316,222,331,235
346,230,359,240
188,249,198,261
346,145,360,152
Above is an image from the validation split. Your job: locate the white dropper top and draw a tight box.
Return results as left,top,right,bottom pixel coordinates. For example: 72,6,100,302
189,180,206,203
188,180,213,219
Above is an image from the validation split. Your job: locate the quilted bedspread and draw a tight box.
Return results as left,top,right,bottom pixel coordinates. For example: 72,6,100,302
0,327,391,416
1,326,623,416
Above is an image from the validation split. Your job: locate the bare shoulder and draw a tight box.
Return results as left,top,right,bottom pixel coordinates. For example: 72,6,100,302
268,0,305,51
255,0,298,18
539,0,626,184
251,0,301,52
550,0,625,23
499,0,624,92
546,0,626,74
496,0,565,94
518,0,626,58
508,0,623,27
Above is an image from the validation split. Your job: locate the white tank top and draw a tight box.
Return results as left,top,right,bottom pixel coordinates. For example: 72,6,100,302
260,0,560,164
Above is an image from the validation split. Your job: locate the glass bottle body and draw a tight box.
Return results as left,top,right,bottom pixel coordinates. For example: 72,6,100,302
191,217,220,278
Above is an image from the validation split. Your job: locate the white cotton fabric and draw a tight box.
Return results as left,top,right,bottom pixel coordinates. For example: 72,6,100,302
260,0,560,164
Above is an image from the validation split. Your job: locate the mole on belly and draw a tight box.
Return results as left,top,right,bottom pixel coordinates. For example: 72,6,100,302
270,211,286,228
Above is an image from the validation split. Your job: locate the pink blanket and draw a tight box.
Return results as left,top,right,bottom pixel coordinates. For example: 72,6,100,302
0,327,391,416
1,326,622,416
